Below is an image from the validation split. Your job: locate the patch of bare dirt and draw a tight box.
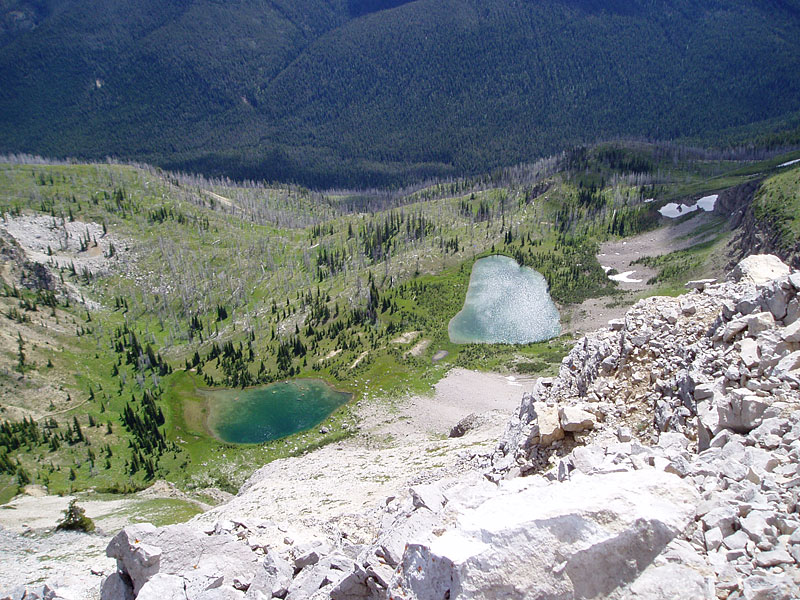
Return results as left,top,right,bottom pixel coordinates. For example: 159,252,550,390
565,213,721,335
596,212,718,292
202,190,237,209
391,331,419,344
350,350,369,369
405,339,431,357
357,367,532,440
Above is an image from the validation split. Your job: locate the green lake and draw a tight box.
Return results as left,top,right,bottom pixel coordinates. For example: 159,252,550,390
449,255,561,344
206,379,351,444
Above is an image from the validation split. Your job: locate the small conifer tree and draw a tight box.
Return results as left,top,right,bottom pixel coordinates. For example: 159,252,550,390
56,500,95,532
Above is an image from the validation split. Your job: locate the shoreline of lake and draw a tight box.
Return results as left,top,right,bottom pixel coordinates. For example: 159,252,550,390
201,378,353,445
449,254,561,344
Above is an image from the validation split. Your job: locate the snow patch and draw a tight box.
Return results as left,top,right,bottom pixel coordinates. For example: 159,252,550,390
659,203,699,219
609,270,643,283
696,195,718,211
659,194,717,219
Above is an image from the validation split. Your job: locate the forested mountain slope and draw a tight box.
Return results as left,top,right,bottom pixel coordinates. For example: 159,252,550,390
2,0,800,186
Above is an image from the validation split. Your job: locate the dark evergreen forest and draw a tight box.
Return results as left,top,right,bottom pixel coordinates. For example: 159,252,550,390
2,0,800,187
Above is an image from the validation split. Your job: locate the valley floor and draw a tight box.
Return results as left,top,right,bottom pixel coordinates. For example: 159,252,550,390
565,211,728,335
0,368,527,597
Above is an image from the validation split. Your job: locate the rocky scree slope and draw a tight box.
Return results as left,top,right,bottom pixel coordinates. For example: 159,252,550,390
88,255,800,600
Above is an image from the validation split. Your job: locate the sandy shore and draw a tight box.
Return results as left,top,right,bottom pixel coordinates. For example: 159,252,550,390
358,367,532,440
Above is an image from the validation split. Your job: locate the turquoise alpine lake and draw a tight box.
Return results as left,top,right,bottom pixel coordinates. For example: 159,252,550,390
449,255,561,344
206,379,351,444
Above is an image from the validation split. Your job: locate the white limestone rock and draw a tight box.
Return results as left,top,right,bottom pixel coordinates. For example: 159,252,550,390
558,406,596,432
722,317,748,342
740,337,760,368
0,586,27,600
609,318,625,331
742,575,800,600
626,563,714,599
105,522,260,598
716,390,770,433
285,561,335,600
328,565,372,600
100,573,134,600
686,279,716,290
536,403,564,445
729,255,791,285
292,541,330,571
765,284,791,320
376,508,441,568
785,297,800,326
704,527,723,552
745,312,776,336
410,484,446,513
569,445,608,475
722,530,749,551
736,293,763,316
701,506,738,538
775,351,800,377
740,511,775,542
196,588,245,600
245,550,292,600
105,524,160,595
782,319,800,343
136,574,187,600
662,307,679,325
694,383,716,401
754,548,794,568
391,470,698,600
680,298,697,315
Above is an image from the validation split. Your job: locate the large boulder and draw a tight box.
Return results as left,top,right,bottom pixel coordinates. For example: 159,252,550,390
775,351,800,377
449,413,480,438
729,255,791,285
376,508,441,567
105,523,260,598
105,524,160,594
100,573,135,600
136,574,187,600
245,550,292,600
782,320,800,343
558,406,596,432
713,389,770,434
537,404,565,445
627,563,714,599
391,469,698,600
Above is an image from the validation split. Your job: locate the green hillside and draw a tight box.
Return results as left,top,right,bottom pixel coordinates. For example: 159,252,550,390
751,160,800,264
3,142,797,500
2,0,800,187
